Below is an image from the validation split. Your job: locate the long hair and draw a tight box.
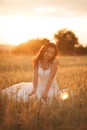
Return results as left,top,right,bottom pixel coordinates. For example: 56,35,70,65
33,43,58,68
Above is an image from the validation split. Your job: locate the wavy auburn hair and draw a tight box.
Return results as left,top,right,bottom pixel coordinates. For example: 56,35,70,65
33,43,58,68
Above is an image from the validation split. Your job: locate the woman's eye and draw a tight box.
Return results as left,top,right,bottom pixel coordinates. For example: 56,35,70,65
51,52,54,55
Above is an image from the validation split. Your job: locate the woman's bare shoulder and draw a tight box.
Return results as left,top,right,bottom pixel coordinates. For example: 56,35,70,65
53,58,59,65
50,59,59,70
34,63,39,71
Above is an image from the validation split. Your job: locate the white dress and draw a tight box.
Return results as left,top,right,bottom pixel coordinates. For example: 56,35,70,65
2,63,59,101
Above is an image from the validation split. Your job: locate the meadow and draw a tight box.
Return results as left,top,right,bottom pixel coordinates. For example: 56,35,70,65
0,55,87,130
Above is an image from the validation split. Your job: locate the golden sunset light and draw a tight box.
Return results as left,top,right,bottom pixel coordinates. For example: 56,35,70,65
0,1,87,129
0,16,87,46
0,0,87,46
61,92,69,100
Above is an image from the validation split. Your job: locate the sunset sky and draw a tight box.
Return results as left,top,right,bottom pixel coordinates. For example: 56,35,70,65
0,0,87,46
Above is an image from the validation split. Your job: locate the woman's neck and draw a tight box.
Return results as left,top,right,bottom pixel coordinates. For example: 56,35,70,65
39,59,49,70
40,59,48,64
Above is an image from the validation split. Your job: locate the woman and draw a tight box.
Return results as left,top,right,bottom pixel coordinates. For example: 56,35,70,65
2,43,59,102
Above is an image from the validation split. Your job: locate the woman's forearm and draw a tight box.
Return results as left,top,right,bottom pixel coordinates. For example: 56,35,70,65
44,74,55,94
43,60,58,95
33,65,38,91
33,76,38,91
29,66,38,96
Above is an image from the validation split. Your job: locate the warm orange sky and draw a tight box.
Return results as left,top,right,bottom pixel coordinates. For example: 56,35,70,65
0,0,87,46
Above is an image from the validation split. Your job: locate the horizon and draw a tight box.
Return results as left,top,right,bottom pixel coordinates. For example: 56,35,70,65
0,0,87,47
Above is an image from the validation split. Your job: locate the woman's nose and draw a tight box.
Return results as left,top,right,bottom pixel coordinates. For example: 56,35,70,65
48,53,51,56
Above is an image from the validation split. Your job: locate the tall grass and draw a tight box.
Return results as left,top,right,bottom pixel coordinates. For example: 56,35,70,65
0,55,87,130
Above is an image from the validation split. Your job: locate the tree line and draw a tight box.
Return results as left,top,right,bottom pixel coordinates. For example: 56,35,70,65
12,28,87,56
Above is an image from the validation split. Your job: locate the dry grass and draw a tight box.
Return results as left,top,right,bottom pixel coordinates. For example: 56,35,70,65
0,55,87,130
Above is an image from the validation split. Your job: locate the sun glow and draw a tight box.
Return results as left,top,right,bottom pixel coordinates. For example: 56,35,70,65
1,16,56,45
2,16,41,45
61,92,69,100
0,16,87,46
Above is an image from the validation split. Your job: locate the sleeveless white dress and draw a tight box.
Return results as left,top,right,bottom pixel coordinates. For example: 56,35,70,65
2,63,59,101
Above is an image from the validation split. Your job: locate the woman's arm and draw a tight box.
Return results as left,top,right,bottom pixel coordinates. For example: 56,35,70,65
29,65,38,96
41,59,59,100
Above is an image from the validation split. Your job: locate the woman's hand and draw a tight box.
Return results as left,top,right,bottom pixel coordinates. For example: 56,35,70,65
41,92,48,103
28,88,36,97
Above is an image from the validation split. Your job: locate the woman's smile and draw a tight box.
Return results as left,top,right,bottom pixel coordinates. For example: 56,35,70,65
43,47,55,60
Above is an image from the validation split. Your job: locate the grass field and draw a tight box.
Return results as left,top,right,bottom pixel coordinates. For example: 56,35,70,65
0,55,87,130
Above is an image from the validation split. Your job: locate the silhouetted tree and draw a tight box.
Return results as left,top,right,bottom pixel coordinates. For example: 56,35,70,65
12,38,50,56
75,45,87,55
54,28,79,55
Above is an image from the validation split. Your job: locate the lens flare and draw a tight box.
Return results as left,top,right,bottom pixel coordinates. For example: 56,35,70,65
61,92,69,100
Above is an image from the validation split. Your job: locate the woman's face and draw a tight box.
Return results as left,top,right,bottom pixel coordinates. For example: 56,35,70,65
43,47,55,60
